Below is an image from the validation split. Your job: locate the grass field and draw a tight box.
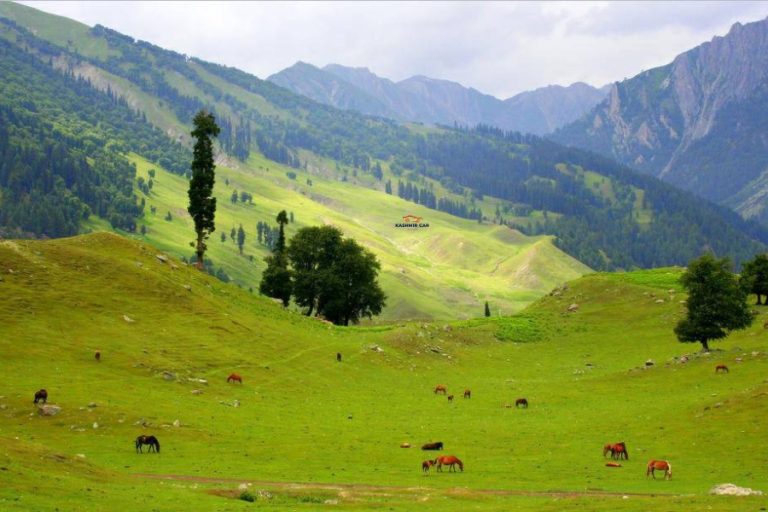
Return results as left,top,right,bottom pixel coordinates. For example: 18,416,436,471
1,233,766,511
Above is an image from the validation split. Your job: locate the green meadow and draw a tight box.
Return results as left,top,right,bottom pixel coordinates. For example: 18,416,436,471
1,233,766,511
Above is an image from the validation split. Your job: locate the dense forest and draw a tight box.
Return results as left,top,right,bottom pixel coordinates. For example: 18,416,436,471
0,12,766,269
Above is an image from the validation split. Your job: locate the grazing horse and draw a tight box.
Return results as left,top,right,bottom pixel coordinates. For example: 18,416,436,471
336,352,342,362
434,384,447,395
434,455,464,472
227,373,242,384
135,435,160,453
447,395,454,402
422,460,434,473
515,398,528,408
715,364,729,373
606,442,628,460
463,389,471,399
646,459,671,480
33,389,48,404
95,350,101,362
421,441,444,451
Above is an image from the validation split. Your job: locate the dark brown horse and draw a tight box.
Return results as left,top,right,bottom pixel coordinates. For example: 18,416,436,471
227,373,242,384
422,460,434,473
434,455,463,472
434,384,447,395
515,398,528,408
421,441,444,451
715,364,729,373
95,350,101,362
336,352,342,362
463,389,471,399
605,441,628,460
33,389,48,404
135,435,160,453
447,394,454,402
646,459,671,480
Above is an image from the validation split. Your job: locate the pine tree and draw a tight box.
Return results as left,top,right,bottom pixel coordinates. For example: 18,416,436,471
187,110,220,270
484,301,491,317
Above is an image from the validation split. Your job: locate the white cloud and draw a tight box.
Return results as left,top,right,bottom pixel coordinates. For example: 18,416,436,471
20,1,768,98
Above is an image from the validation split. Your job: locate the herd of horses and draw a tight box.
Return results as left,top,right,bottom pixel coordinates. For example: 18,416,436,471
428,384,674,479
32,354,702,479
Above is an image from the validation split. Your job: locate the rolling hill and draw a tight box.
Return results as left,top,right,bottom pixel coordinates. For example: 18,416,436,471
553,17,768,226
0,1,766,322
0,232,766,510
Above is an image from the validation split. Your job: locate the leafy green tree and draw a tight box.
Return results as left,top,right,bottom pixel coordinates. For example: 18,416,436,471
231,190,238,204
220,231,227,243
740,253,768,305
674,254,752,351
237,224,246,254
287,226,344,317
318,238,386,325
187,110,220,270
484,301,491,317
230,226,236,241
259,253,292,307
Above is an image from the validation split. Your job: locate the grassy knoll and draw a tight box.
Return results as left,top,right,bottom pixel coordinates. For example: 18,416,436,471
124,151,589,322
1,233,766,510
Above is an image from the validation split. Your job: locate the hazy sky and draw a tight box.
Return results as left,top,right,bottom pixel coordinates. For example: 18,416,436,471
23,1,768,98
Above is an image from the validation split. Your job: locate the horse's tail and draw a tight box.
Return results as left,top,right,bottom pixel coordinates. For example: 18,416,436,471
666,462,671,479
155,439,160,453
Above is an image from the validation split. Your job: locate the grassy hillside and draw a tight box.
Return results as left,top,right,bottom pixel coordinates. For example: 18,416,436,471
1,234,766,510
120,151,589,322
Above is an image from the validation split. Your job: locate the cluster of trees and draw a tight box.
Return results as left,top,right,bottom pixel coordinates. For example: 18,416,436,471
230,190,254,204
218,116,251,161
260,218,386,325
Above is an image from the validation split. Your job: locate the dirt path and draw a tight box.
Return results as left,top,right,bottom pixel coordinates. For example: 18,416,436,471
133,472,680,499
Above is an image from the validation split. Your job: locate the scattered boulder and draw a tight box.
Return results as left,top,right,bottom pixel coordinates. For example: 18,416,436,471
370,345,383,352
183,284,192,291
38,405,61,416
655,299,665,304
191,389,203,395
156,254,168,263
87,402,98,408
92,422,98,429
173,419,181,427
645,359,655,367
709,483,763,496
567,303,579,312
123,315,135,323
400,442,411,448
161,371,176,381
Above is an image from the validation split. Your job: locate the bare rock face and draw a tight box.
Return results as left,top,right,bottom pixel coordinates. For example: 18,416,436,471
38,404,61,416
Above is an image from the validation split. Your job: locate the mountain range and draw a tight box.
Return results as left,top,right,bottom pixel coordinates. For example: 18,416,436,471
0,1,766,320
553,17,768,226
269,62,608,135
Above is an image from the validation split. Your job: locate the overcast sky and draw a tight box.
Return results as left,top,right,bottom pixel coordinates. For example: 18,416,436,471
22,1,768,98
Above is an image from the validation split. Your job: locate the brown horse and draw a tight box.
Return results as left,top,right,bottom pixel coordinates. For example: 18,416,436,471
95,350,101,362
135,435,160,453
421,441,444,451
646,459,671,480
515,398,528,408
603,442,628,460
447,395,454,402
463,389,471,399
33,389,48,404
336,352,342,362
434,455,463,472
422,460,434,473
227,373,242,384
715,364,729,373
434,384,447,395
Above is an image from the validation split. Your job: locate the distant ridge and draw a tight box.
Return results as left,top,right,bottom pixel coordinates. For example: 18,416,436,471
269,62,607,135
